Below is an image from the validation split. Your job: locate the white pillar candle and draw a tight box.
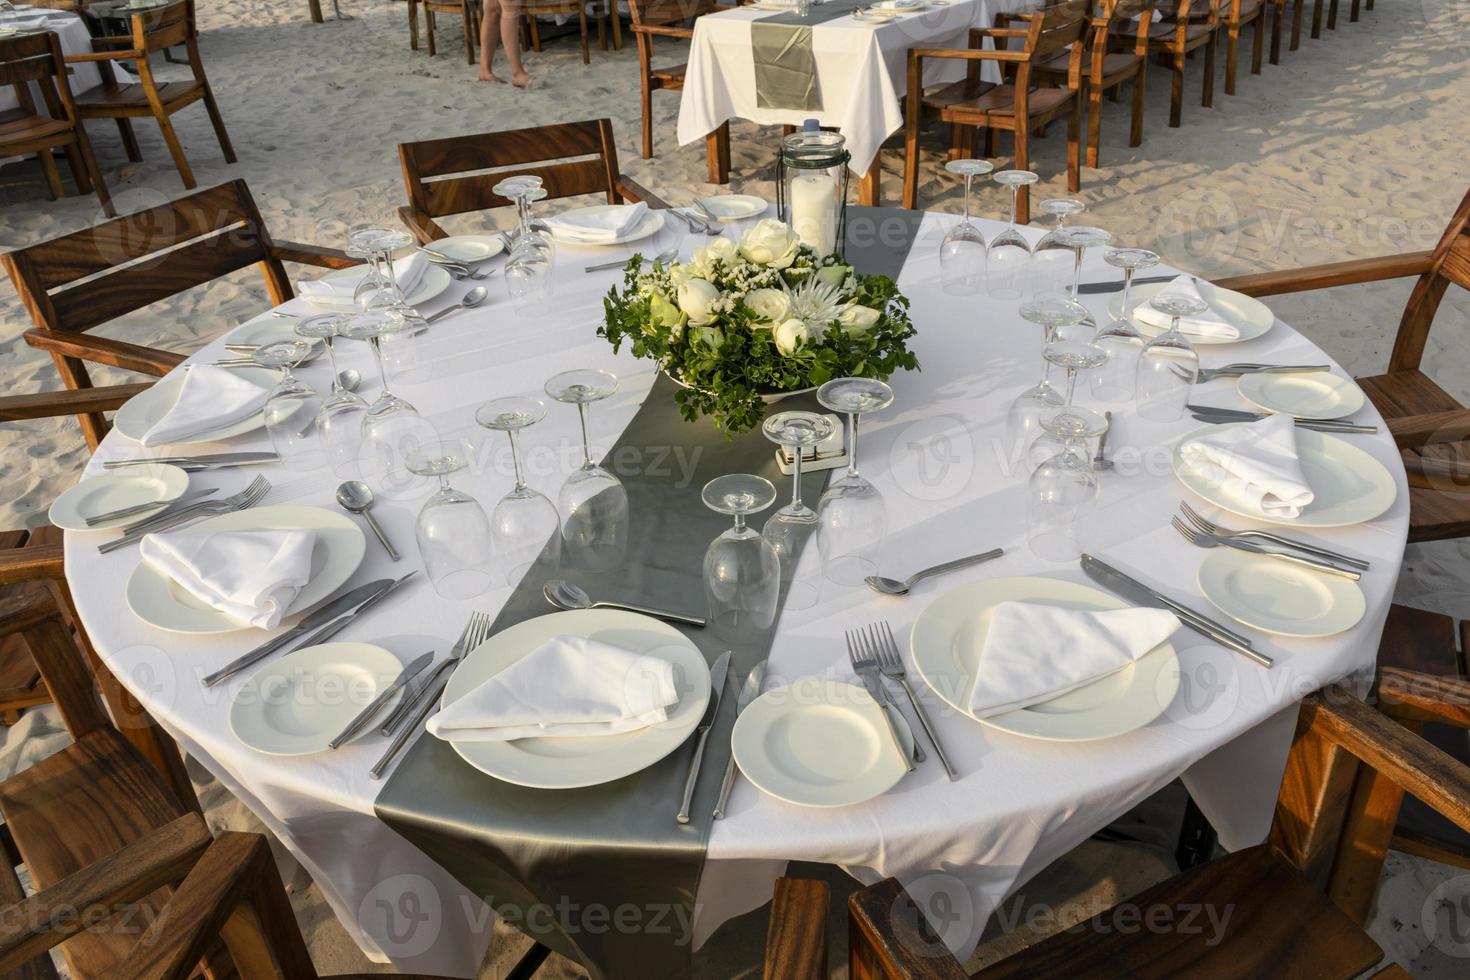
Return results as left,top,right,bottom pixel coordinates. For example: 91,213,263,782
790,172,837,256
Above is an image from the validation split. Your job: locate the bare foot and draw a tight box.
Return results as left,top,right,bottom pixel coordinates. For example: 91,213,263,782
511,71,533,89
478,68,505,83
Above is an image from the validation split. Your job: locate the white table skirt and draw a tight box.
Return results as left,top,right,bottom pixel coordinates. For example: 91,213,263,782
0,12,106,114
677,0,1036,176
64,209,1409,977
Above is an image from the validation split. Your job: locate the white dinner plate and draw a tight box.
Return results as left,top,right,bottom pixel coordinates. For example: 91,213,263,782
1197,549,1365,637
1173,423,1398,528
1237,371,1366,420
699,195,768,220
125,505,366,634
305,264,453,309
441,609,710,789
1108,282,1275,345
911,577,1180,742
545,206,666,247
230,643,404,755
48,465,189,531
112,366,277,445
428,234,505,263
732,678,914,808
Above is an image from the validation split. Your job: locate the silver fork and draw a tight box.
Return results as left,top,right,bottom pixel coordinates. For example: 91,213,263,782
371,612,492,779
846,630,920,769
866,622,955,781
690,200,725,234
98,476,270,554
1179,500,1370,571
1169,517,1362,579
1194,363,1332,384
378,611,490,737
84,487,218,527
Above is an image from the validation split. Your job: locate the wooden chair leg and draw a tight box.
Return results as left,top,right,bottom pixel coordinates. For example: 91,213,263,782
1349,0,1359,20
462,2,475,63
408,0,419,49
114,117,142,162
639,79,653,159
36,147,64,200
901,115,919,209
74,130,114,217
1129,65,1146,148
610,3,621,48
1251,13,1264,73
947,122,969,162
1085,83,1103,168
199,83,235,164
705,121,729,184
1311,0,1324,39
858,160,879,207
578,4,590,65
1014,123,1031,225
308,0,323,23
1065,97,1081,192
1291,0,1304,47
1169,56,1184,127
1327,0,1338,30
151,108,195,189
1270,0,1284,63
1225,26,1239,95
529,13,541,51
58,141,88,192
1201,36,1216,108
981,126,995,157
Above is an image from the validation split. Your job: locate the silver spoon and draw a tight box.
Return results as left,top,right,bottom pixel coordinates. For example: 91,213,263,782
336,369,362,393
425,285,489,324
335,481,400,561
543,580,706,627
865,548,1005,597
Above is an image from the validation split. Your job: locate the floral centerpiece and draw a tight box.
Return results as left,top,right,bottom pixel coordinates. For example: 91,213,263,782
599,219,918,435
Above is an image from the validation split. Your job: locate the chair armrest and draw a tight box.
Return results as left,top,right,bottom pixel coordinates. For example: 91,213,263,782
616,176,670,211
1213,250,1436,298
632,23,694,38
764,878,828,980
0,814,210,973
66,48,142,62
848,878,970,980
0,383,151,423
0,542,63,586
397,204,449,244
911,46,1030,63
23,330,183,377
1376,667,1470,729
1386,410,1470,452
271,240,358,270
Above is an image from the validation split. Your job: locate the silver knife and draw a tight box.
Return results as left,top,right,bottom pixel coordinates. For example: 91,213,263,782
1185,404,1378,433
1075,274,1176,295
104,452,279,470
1080,554,1273,669
712,662,766,820
370,668,452,781
329,651,435,750
286,570,418,652
380,658,457,737
677,651,732,825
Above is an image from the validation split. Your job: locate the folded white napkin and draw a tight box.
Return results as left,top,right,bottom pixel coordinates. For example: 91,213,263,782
1179,412,1315,518
140,528,316,629
1134,274,1238,340
427,635,680,742
969,602,1180,718
297,253,429,307
544,204,648,244
8,16,49,29
140,365,271,448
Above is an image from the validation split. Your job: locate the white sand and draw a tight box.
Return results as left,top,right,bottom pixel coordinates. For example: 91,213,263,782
1,0,1468,974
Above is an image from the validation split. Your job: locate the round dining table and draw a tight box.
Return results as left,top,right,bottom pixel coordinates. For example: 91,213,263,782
63,205,1410,977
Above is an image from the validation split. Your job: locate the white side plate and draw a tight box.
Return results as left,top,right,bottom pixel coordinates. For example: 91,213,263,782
699,195,769,220
49,465,189,531
230,642,404,755
1236,371,1366,420
1197,549,1365,637
429,234,505,263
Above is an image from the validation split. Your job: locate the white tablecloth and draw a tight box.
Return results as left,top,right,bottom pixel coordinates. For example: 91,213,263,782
677,0,1035,176
0,11,107,114
64,209,1409,977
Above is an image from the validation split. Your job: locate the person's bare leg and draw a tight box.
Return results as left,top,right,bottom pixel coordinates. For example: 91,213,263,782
478,0,505,81
501,1,530,87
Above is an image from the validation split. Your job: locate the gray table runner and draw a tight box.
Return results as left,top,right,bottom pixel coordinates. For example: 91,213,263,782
374,208,924,980
752,0,869,111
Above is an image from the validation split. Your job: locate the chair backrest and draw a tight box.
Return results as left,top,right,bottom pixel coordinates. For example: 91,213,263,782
1389,185,1470,373
1005,1,1090,89
398,119,623,239
628,0,719,27
126,0,196,53
1100,0,1153,50
0,31,70,122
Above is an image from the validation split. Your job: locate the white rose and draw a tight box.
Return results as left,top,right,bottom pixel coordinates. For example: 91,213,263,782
694,238,738,270
773,317,818,355
740,219,802,270
677,278,721,324
838,304,880,335
744,288,791,325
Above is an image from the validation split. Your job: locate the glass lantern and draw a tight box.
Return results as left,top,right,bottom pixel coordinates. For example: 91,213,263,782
776,121,850,258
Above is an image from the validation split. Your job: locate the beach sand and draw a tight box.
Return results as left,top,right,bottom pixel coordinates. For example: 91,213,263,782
1,0,1468,974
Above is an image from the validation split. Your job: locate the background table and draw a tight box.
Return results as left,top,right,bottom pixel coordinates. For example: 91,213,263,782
64,208,1409,977
0,11,108,114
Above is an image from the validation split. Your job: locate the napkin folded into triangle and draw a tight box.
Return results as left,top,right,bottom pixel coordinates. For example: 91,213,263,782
140,527,316,629
1134,274,1238,340
1179,412,1315,518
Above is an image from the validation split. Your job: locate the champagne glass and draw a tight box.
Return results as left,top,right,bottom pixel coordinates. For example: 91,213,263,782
816,377,893,587
985,170,1038,299
940,159,994,295
1006,295,1088,458
761,410,836,609
1029,198,1086,299
702,474,780,641
1090,248,1159,403
1027,406,1109,562
252,340,325,471
545,369,628,572
1060,225,1112,302
1136,293,1205,422
407,439,492,599
476,396,562,584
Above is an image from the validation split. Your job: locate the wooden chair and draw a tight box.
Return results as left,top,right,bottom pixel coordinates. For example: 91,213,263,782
522,0,621,66
64,0,233,190
1219,0,1266,96
1113,0,1219,129
847,683,1470,978
1214,185,1470,543
0,32,112,216
1035,0,1152,170
407,0,480,64
395,118,669,243
902,1,1090,223
1,179,355,449
627,0,730,184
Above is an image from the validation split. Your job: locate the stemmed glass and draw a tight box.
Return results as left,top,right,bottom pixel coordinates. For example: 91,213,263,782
940,159,994,295
1060,226,1112,302
1006,295,1089,457
702,475,781,641
985,170,1038,299
476,396,562,584
545,369,628,572
296,313,369,477
1090,248,1159,403
497,176,555,315
407,440,492,599
347,228,399,311
252,340,325,471
1136,293,1206,422
1027,324,1109,470
816,378,893,587
761,410,836,609
1030,199,1086,299
339,310,437,494
1027,407,1110,562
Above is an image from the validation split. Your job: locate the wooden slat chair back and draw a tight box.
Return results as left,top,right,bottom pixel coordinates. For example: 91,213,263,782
0,32,112,214
396,119,668,243
626,0,731,182
1114,0,1219,127
1215,185,1470,542
1035,0,1152,168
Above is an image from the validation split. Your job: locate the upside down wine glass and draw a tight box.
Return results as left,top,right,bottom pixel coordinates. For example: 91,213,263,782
476,395,562,584
1030,198,1086,299
702,474,781,641
296,313,369,477
761,410,836,610
1006,295,1089,459
407,439,492,599
1090,247,1160,403
339,310,437,494
816,377,894,587
1136,292,1205,422
546,369,628,572
985,170,1038,300
497,176,555,315
1061,225,1112,302
253,340,325,472
1027,406,1110,562
940,159,994,295
1027,324,1109,471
